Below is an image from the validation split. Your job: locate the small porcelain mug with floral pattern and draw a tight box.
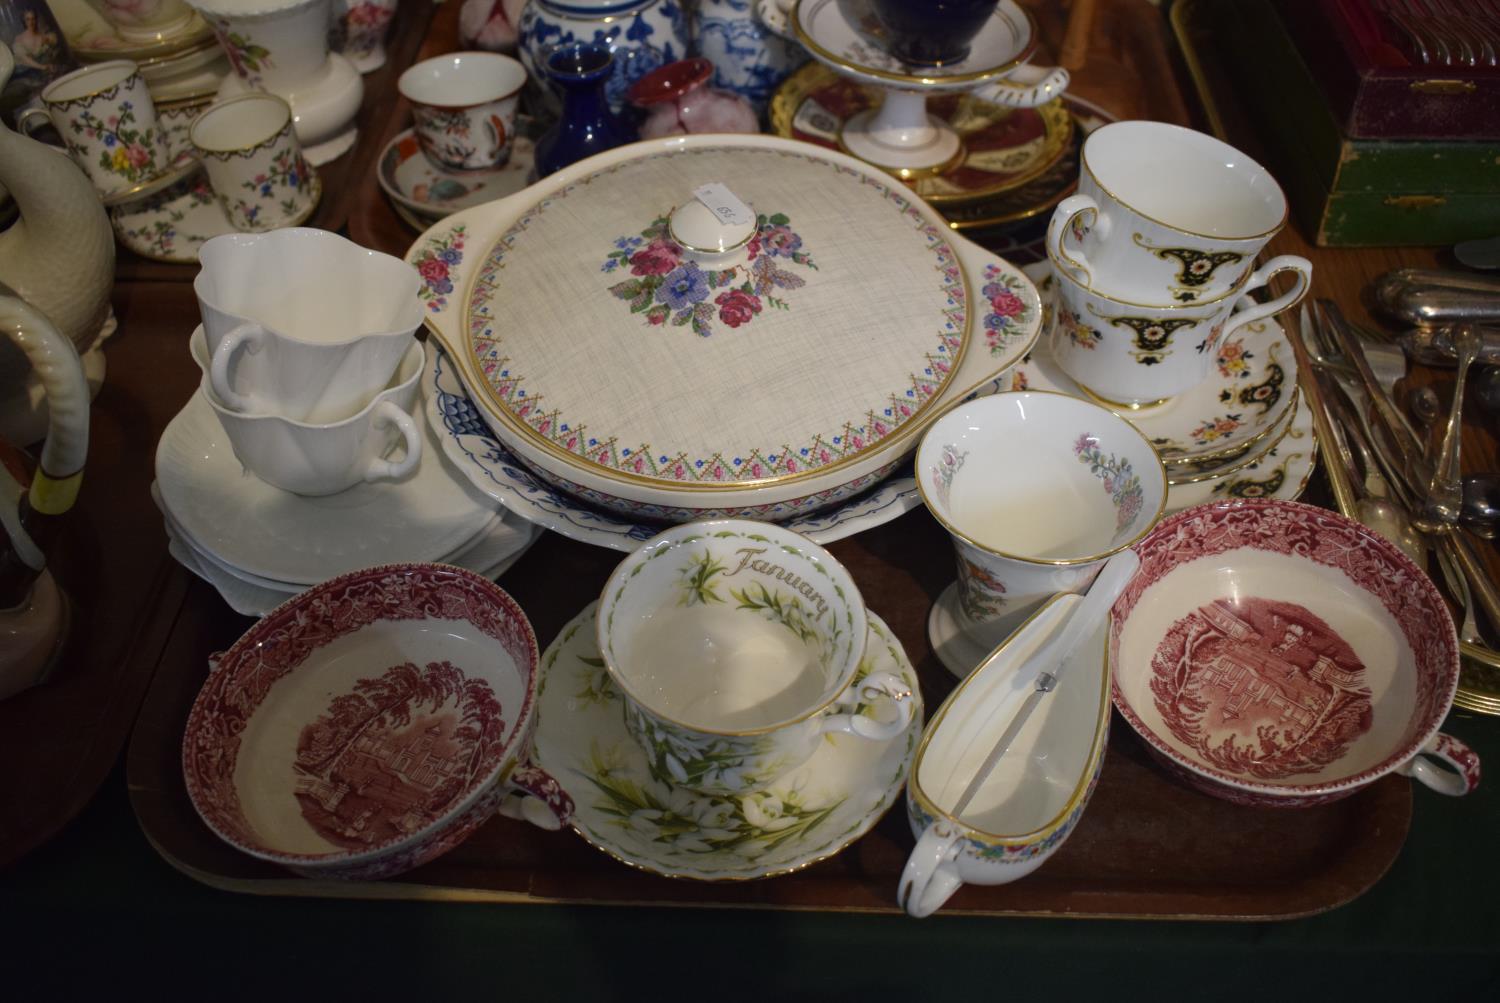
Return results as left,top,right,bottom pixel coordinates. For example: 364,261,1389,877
915,391,1167,655
1048,252,1311,406
18,59,171,199
1046,121,1291,306
190,93,318,232
398,50,526,171
596,519,916,798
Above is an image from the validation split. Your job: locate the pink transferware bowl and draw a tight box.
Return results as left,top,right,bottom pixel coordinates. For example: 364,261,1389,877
182,563,572,880
1109,500,1479,808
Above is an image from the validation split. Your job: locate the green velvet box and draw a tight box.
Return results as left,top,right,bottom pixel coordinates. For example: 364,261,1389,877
1223,0,1500,246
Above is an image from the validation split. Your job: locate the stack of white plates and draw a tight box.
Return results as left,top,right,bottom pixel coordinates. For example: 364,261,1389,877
154,383,540,617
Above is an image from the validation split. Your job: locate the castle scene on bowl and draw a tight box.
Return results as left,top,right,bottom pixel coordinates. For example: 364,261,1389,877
2,0,1486,936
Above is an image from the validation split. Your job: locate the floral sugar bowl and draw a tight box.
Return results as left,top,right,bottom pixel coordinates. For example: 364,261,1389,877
517,0,689,115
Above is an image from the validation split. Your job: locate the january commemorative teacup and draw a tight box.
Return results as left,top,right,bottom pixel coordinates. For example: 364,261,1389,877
191,328,425,497
190,93,318,232
916,391,1167,650
18,59,172,199
596,519,917,798
195,228,423,424
1046,121,1292,306
1049,252,1311,406
398,51,526,172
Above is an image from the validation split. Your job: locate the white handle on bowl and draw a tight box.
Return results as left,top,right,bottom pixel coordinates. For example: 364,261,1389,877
819,670,915,741
898,823,964,918
208,321,266,413
1397,731,1480,796
363,400,423,483
1047,194,1100,288
972,63,1070,109
1221,255,1313,342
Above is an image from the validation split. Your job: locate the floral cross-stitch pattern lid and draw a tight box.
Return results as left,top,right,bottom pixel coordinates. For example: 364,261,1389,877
464,143,969,492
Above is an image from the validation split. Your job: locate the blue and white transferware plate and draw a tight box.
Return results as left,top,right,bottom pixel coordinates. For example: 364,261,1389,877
424,346,924,550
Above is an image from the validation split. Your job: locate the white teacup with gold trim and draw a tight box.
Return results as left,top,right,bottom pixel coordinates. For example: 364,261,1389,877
916,391,1166,654
1049,254,1311,407
596,519,916,798
190,92,318,232
1046,121,1291,306
17,59,172,199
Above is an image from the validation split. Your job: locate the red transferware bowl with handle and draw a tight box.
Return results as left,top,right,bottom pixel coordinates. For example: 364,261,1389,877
1109,499,1478,808
182,563,572,879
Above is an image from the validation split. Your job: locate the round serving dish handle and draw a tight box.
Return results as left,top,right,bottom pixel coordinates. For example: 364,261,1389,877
1397,731,1480,796
898,823,964,918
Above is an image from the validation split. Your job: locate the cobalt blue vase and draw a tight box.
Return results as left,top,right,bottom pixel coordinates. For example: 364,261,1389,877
534,43,636,179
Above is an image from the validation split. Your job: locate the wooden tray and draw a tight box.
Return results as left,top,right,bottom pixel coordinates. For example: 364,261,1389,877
127,514,1412,917
112,0,436,282
123,0,1412,916
0,283,198,868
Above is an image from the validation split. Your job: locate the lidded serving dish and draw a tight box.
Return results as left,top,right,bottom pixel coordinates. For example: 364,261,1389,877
415,134,1043,522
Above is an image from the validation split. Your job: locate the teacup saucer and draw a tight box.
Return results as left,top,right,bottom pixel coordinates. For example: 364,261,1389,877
794,0,1035,91
424,346,924,551
110,171,322,264
769,61,1072,206
99,148,203,209
155,381,498,585
1009,262,1300,466
533,602,923,881
378,125,538,222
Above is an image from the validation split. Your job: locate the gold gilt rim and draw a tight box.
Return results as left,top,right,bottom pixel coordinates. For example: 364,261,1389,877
908,593,1112,848
1079,123,1290,243
457,142,973,494
548,612,921,883
1161,383,1302,468
792,0,1040,88
770,60,1074,206
100,153,203,209
1163,397,1299,485
595,523,870,738
915,389,1170,568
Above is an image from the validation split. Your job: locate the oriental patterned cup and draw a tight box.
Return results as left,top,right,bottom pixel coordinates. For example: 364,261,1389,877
1049,253,1310,406
916,391,1166,652
398,51,526,172
597,519,915,797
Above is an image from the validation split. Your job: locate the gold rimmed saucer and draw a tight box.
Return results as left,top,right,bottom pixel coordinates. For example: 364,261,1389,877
770,61,1072,207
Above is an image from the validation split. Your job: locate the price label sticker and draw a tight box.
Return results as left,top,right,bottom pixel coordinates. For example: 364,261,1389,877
693,182,754,227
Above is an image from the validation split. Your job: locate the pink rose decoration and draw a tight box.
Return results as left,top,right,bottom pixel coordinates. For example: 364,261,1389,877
989,290,1024,317
715,289,762,328
418,258,448,282
629,238,681,276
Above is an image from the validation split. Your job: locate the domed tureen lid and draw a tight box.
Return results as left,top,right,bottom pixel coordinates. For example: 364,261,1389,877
463,142,969,492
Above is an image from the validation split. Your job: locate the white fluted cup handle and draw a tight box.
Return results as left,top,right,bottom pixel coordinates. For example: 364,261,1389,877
1220,255,1313,342
818,670,915,741
1397,732,1480,796
898,823,964,918
1047,194,1099,287
973,63,1069,109
363,400,422,483
208,322,265,413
